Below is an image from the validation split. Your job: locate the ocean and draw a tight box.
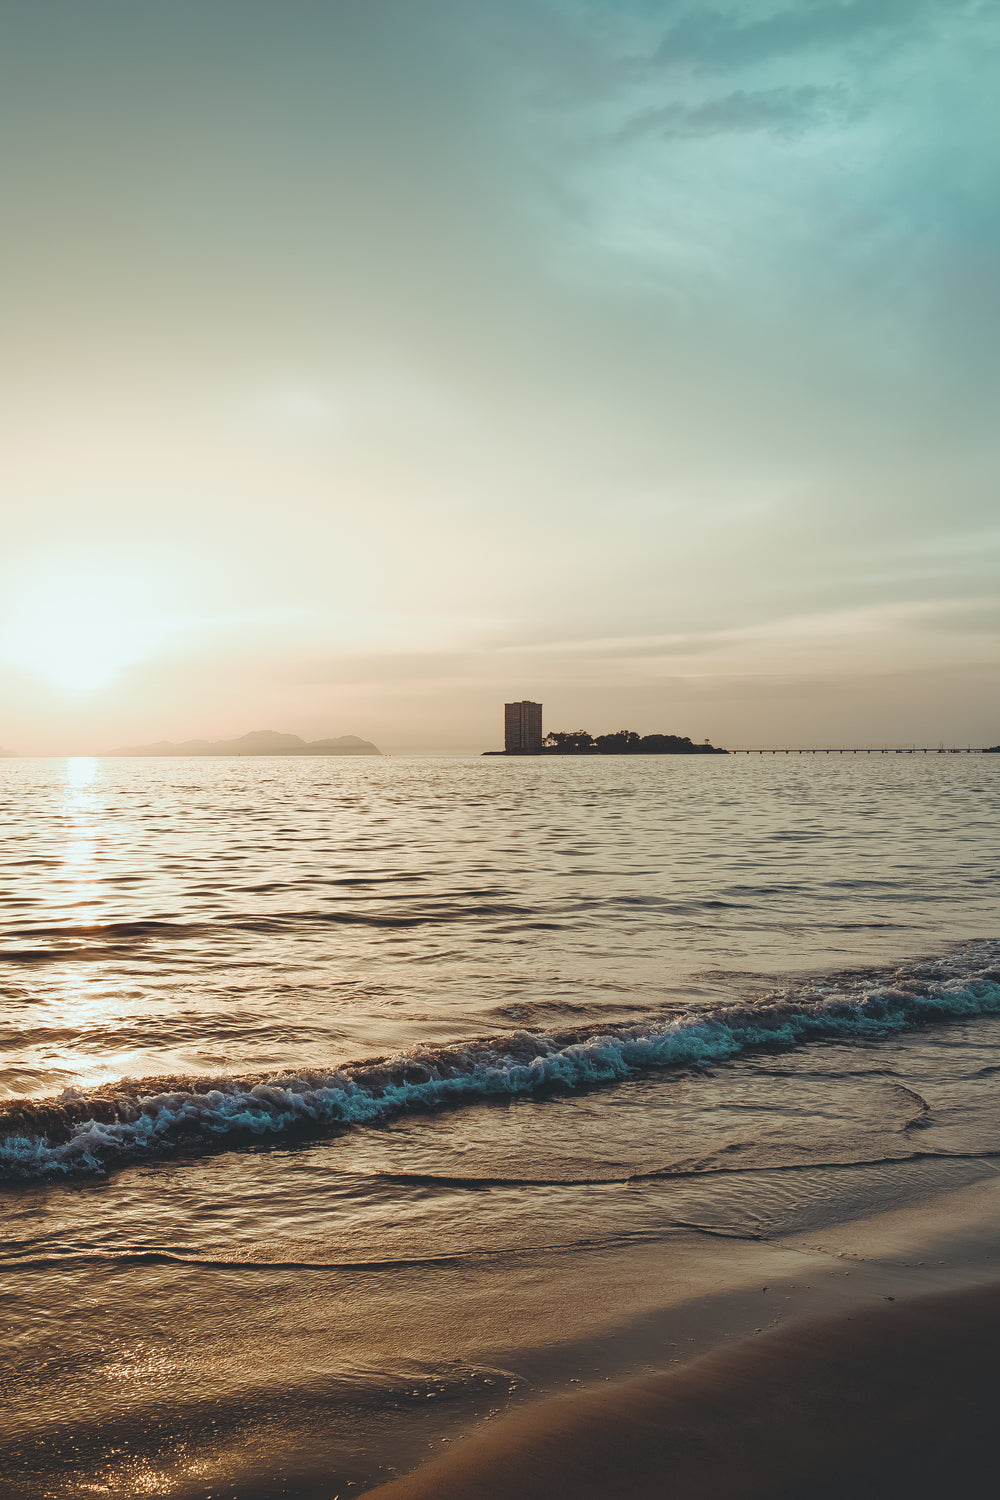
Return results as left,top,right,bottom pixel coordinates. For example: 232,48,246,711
2,752,1000,1497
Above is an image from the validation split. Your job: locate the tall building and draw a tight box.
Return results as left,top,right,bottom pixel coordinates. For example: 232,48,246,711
504,700,543,754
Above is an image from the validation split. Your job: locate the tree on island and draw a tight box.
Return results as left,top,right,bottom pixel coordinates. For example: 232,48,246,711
543,729,727,755
595,730,642,754
544,730,597,753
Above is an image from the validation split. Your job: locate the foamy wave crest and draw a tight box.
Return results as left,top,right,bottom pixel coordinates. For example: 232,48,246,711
3,945,1000,1177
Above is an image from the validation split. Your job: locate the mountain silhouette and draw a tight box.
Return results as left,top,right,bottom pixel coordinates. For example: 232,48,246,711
112,729,381,756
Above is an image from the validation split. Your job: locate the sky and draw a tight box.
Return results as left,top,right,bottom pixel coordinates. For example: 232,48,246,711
1,0,998,753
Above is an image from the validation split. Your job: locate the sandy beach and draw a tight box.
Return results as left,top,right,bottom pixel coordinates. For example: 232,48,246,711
362,1175,1000,1498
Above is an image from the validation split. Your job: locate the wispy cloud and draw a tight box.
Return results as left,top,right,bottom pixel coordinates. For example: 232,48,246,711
619,84,856,140
654,0,943,71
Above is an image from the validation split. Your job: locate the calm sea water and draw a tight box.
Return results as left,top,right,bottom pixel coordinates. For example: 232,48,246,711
2,753,1000,1496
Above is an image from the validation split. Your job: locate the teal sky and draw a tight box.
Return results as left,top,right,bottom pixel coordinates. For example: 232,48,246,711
1,0,998,751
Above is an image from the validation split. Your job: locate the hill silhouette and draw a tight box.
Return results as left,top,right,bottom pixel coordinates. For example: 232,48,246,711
112,729,381,756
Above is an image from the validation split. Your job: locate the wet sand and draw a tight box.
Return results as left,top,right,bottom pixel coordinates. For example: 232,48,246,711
7,1166,1000,1497
363,1177,1000,1498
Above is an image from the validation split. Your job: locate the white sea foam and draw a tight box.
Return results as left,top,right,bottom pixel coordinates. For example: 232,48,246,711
2,948,999,1177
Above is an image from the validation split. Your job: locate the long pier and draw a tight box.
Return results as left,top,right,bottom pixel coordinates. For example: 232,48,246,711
732,747,990,754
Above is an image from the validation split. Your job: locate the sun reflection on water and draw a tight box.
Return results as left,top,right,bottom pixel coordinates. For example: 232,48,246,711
61,757,104,921
33,756,137,1089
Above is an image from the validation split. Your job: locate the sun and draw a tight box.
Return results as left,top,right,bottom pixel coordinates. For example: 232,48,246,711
1,555,173,693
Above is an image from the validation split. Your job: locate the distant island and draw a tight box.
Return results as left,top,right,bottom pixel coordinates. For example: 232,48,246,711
112,729,382,757
486,729,728,755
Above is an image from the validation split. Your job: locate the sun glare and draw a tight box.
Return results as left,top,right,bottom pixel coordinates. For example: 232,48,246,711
1,558,173,693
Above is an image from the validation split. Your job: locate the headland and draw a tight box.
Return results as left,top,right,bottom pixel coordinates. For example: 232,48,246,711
110,728,381,756
484,728,728,755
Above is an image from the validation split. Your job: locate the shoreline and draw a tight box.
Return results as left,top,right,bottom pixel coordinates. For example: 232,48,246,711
360,1174,1000,1497
364,1282,1000,1498
6,1090,1000,1496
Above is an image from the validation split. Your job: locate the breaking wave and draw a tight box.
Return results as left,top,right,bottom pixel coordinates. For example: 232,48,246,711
3,944,1000,1178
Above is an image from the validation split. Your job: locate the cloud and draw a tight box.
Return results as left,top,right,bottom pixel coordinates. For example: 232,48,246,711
619,84,854,140
654,0,942,71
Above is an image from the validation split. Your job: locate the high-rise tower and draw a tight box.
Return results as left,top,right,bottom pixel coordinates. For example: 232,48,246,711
504,701,543,754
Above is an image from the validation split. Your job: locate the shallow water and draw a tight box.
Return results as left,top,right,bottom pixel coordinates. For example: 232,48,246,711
2,754,999,1495
2,752,998,1092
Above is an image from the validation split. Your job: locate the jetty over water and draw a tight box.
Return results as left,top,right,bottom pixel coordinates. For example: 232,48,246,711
732,746,992,754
